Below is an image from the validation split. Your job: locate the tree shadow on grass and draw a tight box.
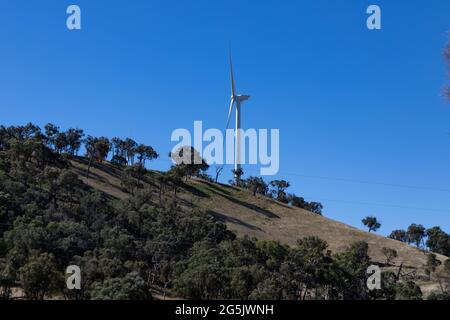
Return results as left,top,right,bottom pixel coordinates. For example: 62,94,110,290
200,180,232,196
207,210,263,232
180,182,210,198
200,183,279,219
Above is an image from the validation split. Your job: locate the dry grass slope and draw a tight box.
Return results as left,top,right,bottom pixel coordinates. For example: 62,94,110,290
69,159,448,293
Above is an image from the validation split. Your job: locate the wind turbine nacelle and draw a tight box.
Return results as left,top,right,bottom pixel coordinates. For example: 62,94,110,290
237,94,250,102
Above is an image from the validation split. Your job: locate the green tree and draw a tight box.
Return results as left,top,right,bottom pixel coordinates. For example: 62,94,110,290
44,123,59,150
362,216,381,233
121,164,146,194
249,275,284,300
281,237,330,300
407,224,426,248
0,255,15,300
229,265,266,299
111,137,127,166
84,136,96,179
167,165,186,197
66,128,84,156
369,271,398,300
124,138,137,164
269,180,290,203
170,146,209,181
19,253,63,300
245,176,268,196
395,281,422,300
389,230,407,242
54,132,69,154
135,144,158,166
94,137,111,162
90,272,151,300
287,194,323,215
333,242,372,300
256,241,289,271
39,167,81,207
173,242,227,300
426,227,450,256
84,136,111,179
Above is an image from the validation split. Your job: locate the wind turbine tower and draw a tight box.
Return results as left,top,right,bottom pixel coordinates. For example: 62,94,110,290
226,51,250,180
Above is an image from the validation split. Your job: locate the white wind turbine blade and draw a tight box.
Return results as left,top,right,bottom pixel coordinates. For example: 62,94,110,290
229,49,236,98
226,98,235,129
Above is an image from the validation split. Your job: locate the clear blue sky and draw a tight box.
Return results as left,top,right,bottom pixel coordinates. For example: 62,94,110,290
0,0,449,235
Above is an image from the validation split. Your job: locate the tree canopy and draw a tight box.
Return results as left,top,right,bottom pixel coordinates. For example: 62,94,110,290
362,216,381,233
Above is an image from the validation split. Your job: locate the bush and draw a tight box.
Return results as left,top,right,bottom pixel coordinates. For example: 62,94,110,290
90,272,151,300
19,253,64,300
395,281,422,300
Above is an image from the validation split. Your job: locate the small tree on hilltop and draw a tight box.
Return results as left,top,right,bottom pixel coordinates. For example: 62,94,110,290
84,136,111,180
269,180,290,203
170,146,209,181
389,229,408,242
44,123,59,150
94,137,111,162
124,138,137,164
406,224,426,249
135,144,158,166
287,194,323,215
231,167,244,186
84,136,96,179
66,128,84,156
54,132,68,154
246,176,268,196
362,216,381,233
307,202,323,215
111,137,127,166
426,226,450,256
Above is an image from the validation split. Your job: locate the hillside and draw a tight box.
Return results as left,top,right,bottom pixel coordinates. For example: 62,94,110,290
70,158,448,292
2,121,448,300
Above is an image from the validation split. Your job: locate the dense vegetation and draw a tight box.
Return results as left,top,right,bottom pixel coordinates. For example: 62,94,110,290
388,225,450,256
0,123,449,300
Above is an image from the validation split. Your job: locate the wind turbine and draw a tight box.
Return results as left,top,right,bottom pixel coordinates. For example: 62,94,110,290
226,50,250,180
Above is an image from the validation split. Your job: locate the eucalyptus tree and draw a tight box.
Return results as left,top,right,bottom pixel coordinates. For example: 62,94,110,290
362,216,381,233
